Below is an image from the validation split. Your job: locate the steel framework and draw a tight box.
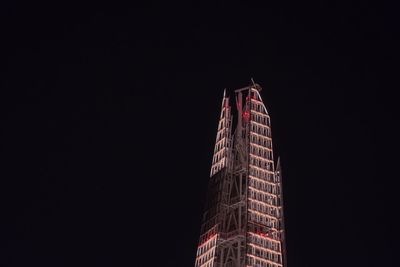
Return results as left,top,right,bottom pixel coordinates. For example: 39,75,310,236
195,82,288,267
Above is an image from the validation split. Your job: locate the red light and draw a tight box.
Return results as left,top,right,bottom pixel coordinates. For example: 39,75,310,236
243,111,250,120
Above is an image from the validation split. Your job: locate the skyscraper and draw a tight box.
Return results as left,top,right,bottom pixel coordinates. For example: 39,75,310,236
194,82,288,267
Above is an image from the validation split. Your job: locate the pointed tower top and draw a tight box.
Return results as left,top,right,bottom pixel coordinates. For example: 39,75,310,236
276,156,281,172
250,77,262,92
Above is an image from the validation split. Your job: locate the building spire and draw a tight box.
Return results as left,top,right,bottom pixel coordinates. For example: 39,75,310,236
276,156,281,172
210,89,232,177
250,77,262,91
196,83,287,267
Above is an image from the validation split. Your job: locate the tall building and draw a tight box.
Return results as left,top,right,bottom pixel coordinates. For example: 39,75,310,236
194,82,288,267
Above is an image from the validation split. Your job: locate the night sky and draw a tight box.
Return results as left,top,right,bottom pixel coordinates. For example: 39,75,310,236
1,1,398,267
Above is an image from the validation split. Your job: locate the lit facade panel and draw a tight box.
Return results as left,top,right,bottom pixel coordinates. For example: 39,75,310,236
195,82,288,267
210,90,232,177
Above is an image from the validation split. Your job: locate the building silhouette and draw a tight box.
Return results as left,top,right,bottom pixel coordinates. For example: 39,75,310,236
195,82,288,267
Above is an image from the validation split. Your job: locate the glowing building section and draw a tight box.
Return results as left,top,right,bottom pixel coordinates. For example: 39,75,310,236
195,82,288,267
210,90,232,177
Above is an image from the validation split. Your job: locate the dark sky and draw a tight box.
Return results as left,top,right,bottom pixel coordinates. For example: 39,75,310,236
1,1,398,267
